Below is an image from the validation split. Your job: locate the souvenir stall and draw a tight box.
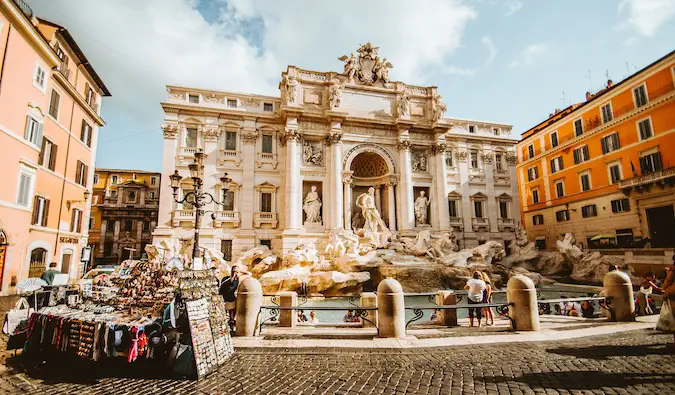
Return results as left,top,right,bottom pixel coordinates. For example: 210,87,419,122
14,242,235,379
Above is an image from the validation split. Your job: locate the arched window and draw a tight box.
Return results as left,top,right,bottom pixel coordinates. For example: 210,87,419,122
29,247,47,278
0,230,7,245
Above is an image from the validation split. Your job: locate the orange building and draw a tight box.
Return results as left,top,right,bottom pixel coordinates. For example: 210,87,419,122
517,50,675,250
0,0,109,293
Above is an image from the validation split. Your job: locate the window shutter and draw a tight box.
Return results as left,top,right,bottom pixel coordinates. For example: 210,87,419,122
75,161,81,184
80,120,85,141
70,210,75,232
83,164,88,187
655,153,663,171
601,138,608,154
31,196,40,225
42,199,50,226
639,157,647,174
583,146,589,160
550,159,554,172
573,150,579,164
39,137,46,165
49,144,58,171
77,210,83,233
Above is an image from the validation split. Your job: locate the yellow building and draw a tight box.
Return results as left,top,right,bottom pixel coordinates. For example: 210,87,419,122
516,50,675,250
89,169,161,266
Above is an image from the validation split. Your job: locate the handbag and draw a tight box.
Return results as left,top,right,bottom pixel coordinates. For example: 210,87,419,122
2,298,33,335
656,299,675,332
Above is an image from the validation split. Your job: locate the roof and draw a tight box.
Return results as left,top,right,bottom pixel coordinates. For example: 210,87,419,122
95,168,161,175
521,48,675,142
37,18,111,96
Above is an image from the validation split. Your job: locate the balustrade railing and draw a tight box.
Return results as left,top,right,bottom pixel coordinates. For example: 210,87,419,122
619,166,675,189
254,212,278,228
180,146,201,156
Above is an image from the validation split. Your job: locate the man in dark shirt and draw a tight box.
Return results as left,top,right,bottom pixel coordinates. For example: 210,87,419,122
40,262,60,285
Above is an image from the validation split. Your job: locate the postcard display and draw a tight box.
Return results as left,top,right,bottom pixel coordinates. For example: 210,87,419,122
178,269,234,378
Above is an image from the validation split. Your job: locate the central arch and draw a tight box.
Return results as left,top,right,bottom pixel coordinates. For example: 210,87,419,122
343,143,396,175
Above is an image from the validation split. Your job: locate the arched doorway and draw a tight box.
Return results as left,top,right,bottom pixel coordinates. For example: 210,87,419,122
348,151,396,230
29,247,47,278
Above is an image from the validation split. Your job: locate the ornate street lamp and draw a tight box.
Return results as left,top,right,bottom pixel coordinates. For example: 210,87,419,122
170,150,233,263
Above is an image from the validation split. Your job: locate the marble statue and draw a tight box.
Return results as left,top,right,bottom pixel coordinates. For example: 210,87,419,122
339,43,393,85
414,190,431,226
432,94,447,122
303,141,323,165
303,185,322,224
373,57,393,83
329,80,344,108
355,187,391,247
397,88,411,116
285,76,298,104
338,53,358,82
411,151,427,172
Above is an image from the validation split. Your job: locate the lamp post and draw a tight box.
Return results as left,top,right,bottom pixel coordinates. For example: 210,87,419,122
169,150,232,262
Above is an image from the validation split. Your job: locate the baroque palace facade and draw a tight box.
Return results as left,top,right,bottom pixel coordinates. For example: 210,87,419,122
154,43,520,260
517,50,675,249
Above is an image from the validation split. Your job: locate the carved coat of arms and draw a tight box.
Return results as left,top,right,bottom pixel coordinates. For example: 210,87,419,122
339,42,393,85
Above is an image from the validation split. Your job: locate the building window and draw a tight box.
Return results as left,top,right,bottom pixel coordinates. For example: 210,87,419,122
445,152,453,168
263,102,274,112
573,146,590,164
555,180,565,198
260,192,272,212
550,131,559,148
495,153,504,170
639,151,663,174
188,94,199,103
40,138,57,171
535,239,546,249
221,190,234,211
148,191,156,199
474,201,484,218
89,218,95,230
75,161,88,187
80,120,92,147
221,240,233,261
127,191,136,203
227,99,237,108
581,204,597,218
31,196,49,226
224,131,237,151
260,239,272,248
16,165,35,207
611,198,630,213
550,156,563,173
93,174,99,184
150,176,157,186
25,115,44,146
634,84,648,108
33,62,46,91
111,175,118,184
262,134,274,154
532,214,544,226
574,119,583,137
637,118,653,140
85,83,96,107
601,103,613,124
124,220,133,232
470,151,479,169
601,133,620,154
493,128,500,136
556,209,570,222
607,163,621,184
110,190,117,198
71,208,82,233
469,125,476,134
531,188,539,204
448,200,458,218
499,201,509,219
527,166,539,181
143,221,149,231
186,127,198,147
49,89,60,119
528,144,534,159
29,248,47,278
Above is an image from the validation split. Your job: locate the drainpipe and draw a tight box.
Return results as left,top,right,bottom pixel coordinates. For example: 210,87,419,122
0,25,12,97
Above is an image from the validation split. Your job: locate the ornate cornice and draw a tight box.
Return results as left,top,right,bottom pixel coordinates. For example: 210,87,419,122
325,132,343,146
396,139,412,151
162,123,178,139
430,142,447,155
506,153,518,165
241,129,259,144
202,125,220,141
481,152,493,163
457,150,468,162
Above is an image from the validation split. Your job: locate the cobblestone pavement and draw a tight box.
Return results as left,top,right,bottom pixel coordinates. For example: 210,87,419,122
0,329,674,394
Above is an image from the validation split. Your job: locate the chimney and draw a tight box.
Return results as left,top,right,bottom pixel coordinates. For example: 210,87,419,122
607,79,613,88
585,92,592,101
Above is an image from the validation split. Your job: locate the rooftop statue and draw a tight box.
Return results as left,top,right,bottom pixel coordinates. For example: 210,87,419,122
339,42,393,86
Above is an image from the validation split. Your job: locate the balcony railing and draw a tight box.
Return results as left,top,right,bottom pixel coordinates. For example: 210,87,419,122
254,212,278,228
619,166,675,189
498,217,515,231
172,208,195,226
472,217,489,231
449,216,463,228
214,210,240,227
180,146,201,156
256,152,278,168
218,149,241,167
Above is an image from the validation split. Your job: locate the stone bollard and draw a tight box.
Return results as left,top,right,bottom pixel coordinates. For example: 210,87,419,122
436,291,457,327
235,277,263,337
377,278,405,338
278,291,297,328
360,292,378,328
506,275,540,331
603,270,635,322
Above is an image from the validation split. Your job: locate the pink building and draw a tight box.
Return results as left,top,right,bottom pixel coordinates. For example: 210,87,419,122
0,0,110,294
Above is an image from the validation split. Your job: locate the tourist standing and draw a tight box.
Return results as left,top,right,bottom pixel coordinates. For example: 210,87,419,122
480,272,494,326
310,311,319,325
656,256,675,346
464,272,486,328
219,266,252,332
638,272,661,316
40,262,60,285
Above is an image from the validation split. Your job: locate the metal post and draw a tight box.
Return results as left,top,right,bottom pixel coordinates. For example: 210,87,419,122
192,178,202,261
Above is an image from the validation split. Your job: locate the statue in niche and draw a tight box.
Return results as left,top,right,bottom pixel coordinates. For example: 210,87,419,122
355,187,389,234
411,151,427,172
285,76,298,104
414,190,431,226
397,88,411,116
329,79,344,108
432,94,447,122
303,140,323,165
303,185,322,225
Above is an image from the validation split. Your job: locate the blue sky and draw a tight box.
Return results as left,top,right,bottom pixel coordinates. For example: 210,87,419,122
28,0,675,172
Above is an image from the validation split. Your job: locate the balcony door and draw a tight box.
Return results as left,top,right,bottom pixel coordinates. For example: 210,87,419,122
646,205,675,248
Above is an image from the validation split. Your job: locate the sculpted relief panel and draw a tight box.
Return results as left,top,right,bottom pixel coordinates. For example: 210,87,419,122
411,149,428,173
303,139,324,166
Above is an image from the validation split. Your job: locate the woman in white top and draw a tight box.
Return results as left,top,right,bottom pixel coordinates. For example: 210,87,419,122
464,272,486,327
639,271,660,315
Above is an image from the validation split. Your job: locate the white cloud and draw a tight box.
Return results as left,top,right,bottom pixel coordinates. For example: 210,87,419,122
618,0,675,37
481,36,497,64
443,66,477,76
504,0,524,17
509,44,550,68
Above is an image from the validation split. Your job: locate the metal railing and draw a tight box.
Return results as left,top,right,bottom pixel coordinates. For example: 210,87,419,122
619,166,675,189
12,0,33,18
405,302,514,329
257,306,377,335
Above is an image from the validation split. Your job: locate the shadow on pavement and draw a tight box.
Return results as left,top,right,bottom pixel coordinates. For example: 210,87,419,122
475,372,675,391
546,343,675,360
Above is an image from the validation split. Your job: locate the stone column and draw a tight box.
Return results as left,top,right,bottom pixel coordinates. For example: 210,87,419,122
235,277,263,337
240,127,258,230
603,270,635,322
135,222,142,257
112,220,121,259
327,128,344,229
283,124,302,231
396,133,414,233
98,220,107,257
457,144,473,247
386,181,396,232
156,124,179,229
343,176,353,230
433,138,450,230
360,292,378,329
506,275,540,331
377,278,405,338
435,290,457,327
278,291,297,328
374,185,382,213
483,150,498,233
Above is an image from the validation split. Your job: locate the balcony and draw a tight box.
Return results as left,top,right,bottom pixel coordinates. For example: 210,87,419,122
214,210,240,227
472,217,489,232
619,166,675,193
256,152,278,169
180,146,201,156
254,212,278,228
449,216,463,229
172,208,195,226
497,217,516,231
218,149,241,167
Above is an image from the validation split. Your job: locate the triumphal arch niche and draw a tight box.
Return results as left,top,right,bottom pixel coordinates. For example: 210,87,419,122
157,42,518,258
